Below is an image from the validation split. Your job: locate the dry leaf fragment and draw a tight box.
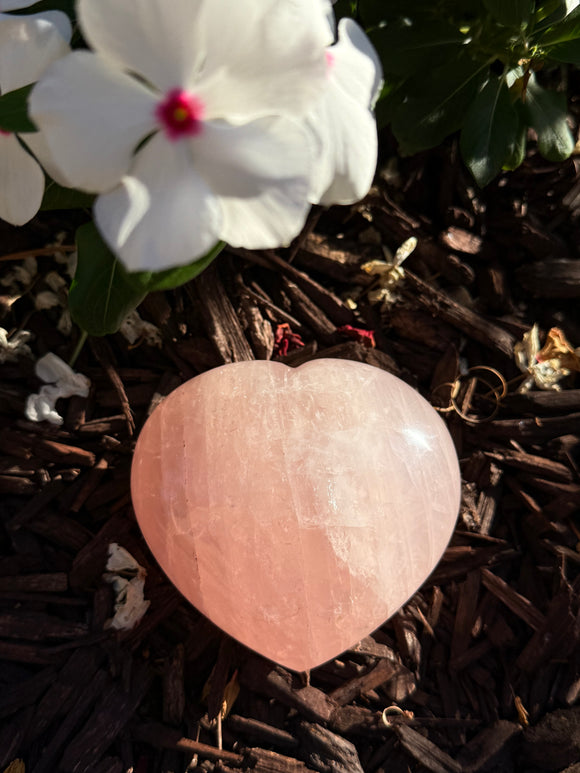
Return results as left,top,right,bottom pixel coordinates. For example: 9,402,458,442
514,323,578,392
2,761,25,773
0,328,33,363
201,668,240,722
120,310,163,348
103,543,150,631
537,327,580,372
515,695,529,727
361,236,417,309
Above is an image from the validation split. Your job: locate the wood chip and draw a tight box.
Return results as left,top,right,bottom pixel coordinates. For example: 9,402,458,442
394,724,462,773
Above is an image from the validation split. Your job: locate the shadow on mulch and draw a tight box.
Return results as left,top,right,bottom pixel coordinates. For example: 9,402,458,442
0,139,579,772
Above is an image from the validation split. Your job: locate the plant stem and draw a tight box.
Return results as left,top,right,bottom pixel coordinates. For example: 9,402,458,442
69,330,88,368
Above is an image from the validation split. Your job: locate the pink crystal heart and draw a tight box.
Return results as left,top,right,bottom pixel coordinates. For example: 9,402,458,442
131,359,461,671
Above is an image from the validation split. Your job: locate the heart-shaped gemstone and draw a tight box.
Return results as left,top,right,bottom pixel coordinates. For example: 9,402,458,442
131,359,460,671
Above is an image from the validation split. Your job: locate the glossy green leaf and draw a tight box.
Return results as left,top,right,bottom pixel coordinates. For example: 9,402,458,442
370,19,468,76
70,224,224,335
544,36,580,62
69,223,149,337
483,0,534,27
502,104,528,170
40,182,95,211
537,5,580,43
0,85,36,133
136,241,225,292
374,78,406,129
535,0,568,25
391,53,489,155
523,75,575,161
460,76,519,186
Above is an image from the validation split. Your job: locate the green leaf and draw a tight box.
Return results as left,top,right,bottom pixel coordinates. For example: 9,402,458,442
483,0,534,27
135,241,225,292
40,182,95,211
523,75,575,161
460,77,519,186
69,223,149,337
370,19,468,77
502,103,528,169
535,0,568,26
545,36,580,62
0,85,36,133
70,223,224,335
374,78,406,129
537,5,580,43
391,53,489,155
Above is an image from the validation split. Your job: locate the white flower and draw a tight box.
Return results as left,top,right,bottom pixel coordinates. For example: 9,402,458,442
30,0,331,272
0,1,38,9
0,12,71,225
307,18,383,206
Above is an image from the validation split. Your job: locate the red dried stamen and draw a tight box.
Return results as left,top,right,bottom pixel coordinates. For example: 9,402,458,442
0,129,11,137
337,325,376,349
273,323,304,358
156,88,205,140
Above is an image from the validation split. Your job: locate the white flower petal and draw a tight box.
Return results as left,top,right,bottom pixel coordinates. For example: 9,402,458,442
35,352,90,397
0,12,71,94
78,0,206,92
20,130,72,188
306,20,381,206
198,0,329,121
94,133,223,272
195,118,314,249
29,51,157,193
320,0,336,45
25,353,90,426
331,18,383,109
80,0,328,121
0,133,44,225
30,11,72,44
0,0,36,9
307,89,378,206
25,387,64,425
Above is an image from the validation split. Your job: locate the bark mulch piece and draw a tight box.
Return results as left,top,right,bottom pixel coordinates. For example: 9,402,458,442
1,140,580,771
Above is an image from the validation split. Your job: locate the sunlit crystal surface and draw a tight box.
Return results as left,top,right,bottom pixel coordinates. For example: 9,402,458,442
131,359,461,671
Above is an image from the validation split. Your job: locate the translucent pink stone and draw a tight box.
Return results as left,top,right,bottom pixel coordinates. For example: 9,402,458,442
131,359,461,671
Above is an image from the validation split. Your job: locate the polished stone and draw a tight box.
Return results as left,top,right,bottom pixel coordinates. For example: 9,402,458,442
131,359,461,671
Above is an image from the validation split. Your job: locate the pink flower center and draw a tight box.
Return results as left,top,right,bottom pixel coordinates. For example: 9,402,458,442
0,129,10,137
325,50,335,73
155,89,205,140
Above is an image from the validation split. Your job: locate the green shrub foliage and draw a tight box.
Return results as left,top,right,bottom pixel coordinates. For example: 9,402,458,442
358,0,579,185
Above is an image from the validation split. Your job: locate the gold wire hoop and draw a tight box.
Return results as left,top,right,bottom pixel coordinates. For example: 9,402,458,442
465,366,508,400
382,705,407,728
432,366,507,423
431,382,457,413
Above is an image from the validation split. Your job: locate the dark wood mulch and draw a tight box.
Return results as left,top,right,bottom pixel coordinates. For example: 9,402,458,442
1,137,579,773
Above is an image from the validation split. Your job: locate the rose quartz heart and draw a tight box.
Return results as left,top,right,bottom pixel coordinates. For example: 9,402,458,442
131,359,460,671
